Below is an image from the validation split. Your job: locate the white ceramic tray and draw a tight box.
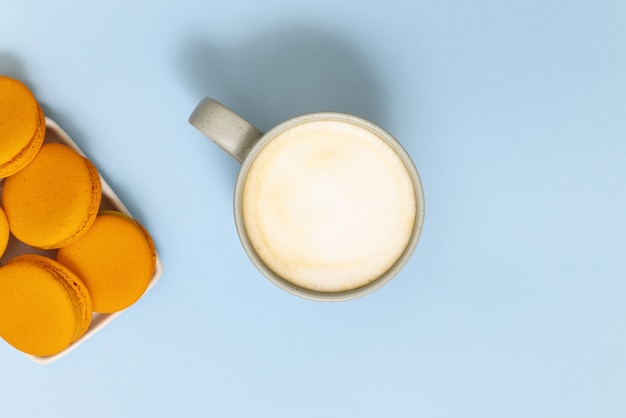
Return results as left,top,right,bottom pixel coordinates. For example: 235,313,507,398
0,117,163,364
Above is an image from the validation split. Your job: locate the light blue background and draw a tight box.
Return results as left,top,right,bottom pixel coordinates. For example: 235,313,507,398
1,1,625,417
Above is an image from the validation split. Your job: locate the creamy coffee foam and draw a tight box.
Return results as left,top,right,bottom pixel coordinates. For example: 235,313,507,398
242,119,417,292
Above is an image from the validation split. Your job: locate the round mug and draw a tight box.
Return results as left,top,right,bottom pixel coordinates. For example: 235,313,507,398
189,97,425,301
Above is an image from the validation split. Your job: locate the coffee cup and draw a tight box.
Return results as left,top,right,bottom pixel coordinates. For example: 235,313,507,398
189,98,425,301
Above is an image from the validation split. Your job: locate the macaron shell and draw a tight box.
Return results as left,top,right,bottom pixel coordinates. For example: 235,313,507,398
57,211,156,313
0,76,46,178
2,142,102,249
0,255,92,356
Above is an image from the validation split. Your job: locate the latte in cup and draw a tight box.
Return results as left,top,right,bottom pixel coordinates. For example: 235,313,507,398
241,118,417,293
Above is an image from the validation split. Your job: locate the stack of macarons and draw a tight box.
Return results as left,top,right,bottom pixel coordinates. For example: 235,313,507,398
0,75,157,357
0,255,93,357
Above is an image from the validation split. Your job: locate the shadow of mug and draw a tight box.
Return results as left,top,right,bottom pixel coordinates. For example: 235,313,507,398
176,26,389,132
179,27,424,301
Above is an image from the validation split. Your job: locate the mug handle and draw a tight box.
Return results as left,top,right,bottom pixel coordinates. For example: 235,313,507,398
188,98,263,163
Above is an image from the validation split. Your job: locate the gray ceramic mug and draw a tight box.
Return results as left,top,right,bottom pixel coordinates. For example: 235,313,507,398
189,98,425,301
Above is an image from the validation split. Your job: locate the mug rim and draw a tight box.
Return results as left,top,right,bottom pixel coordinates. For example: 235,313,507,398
233,112,425,301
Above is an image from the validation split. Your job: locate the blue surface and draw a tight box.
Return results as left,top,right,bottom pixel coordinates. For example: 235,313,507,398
1,1,626,417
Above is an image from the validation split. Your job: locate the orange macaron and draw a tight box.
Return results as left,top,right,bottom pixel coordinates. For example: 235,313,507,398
57,210,156,313
0,254,93,357
2,142,102,249
0,75,46,178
